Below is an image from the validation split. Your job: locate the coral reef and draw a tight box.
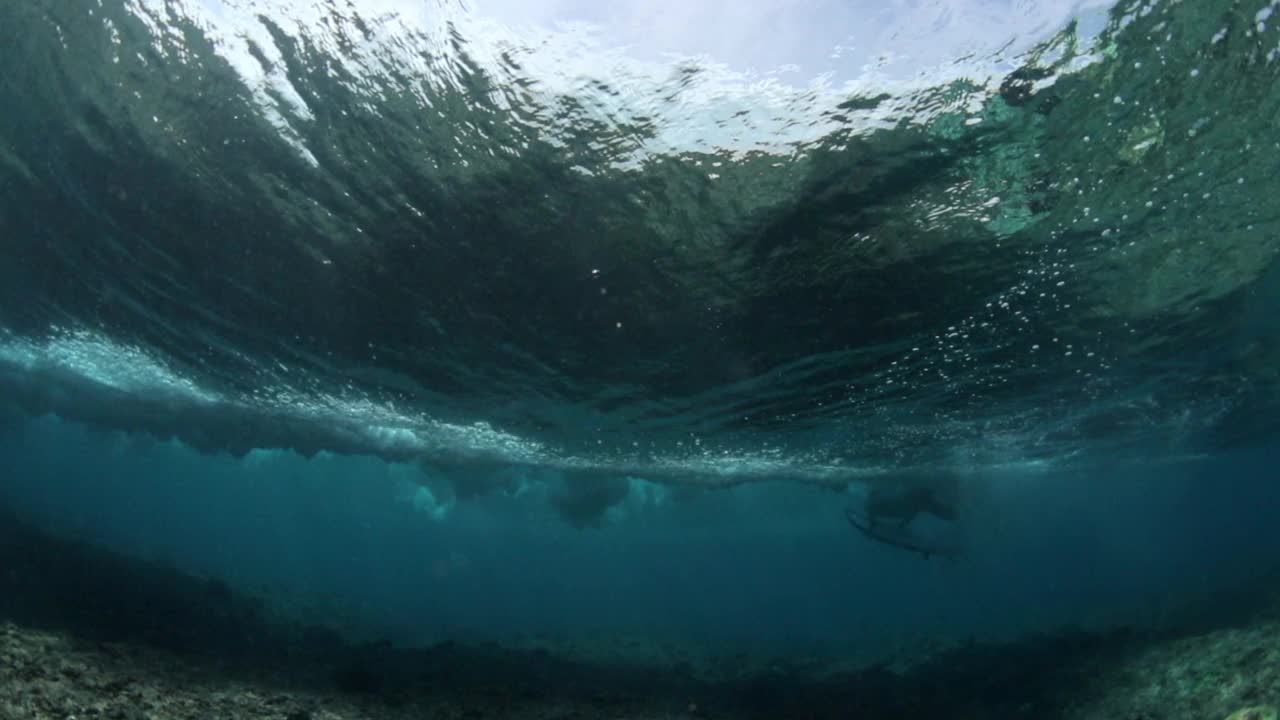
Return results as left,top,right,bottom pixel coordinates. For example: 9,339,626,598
3,504,1280,719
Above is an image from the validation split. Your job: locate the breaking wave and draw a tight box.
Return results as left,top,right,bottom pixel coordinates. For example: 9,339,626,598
3,0,1279,487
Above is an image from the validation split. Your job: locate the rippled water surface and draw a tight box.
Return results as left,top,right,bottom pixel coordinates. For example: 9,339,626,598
2,0,1279,484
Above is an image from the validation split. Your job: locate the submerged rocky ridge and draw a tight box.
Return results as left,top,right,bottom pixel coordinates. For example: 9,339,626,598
4,504,1280,720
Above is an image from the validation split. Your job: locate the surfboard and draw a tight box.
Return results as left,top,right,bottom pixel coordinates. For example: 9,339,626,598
844,505,962,559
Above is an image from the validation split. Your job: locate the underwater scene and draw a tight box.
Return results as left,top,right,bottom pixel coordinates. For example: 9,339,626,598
3,0,1280,717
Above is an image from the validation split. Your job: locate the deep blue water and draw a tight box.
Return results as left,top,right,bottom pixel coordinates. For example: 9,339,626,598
4,415,1280,668
2,0,1280,676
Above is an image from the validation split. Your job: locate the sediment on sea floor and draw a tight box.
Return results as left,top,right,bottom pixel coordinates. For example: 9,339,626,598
3,507,1280,720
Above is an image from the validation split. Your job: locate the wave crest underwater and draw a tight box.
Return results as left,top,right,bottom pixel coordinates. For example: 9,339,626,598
3,0,1280,521
9,1,1280,692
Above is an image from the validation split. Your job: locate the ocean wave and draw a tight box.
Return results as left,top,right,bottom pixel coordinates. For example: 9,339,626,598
2,0,1279,484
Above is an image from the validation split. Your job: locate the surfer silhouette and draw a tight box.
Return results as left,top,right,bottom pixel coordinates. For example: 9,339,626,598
845,475,963,559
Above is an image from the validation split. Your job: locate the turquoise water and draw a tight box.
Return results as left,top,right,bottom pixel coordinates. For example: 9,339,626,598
2,0,1280,677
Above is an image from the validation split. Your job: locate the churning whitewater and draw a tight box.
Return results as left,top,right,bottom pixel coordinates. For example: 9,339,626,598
2,0,1279,494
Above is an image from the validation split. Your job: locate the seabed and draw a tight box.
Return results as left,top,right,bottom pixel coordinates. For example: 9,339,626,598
3,508,1279,720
